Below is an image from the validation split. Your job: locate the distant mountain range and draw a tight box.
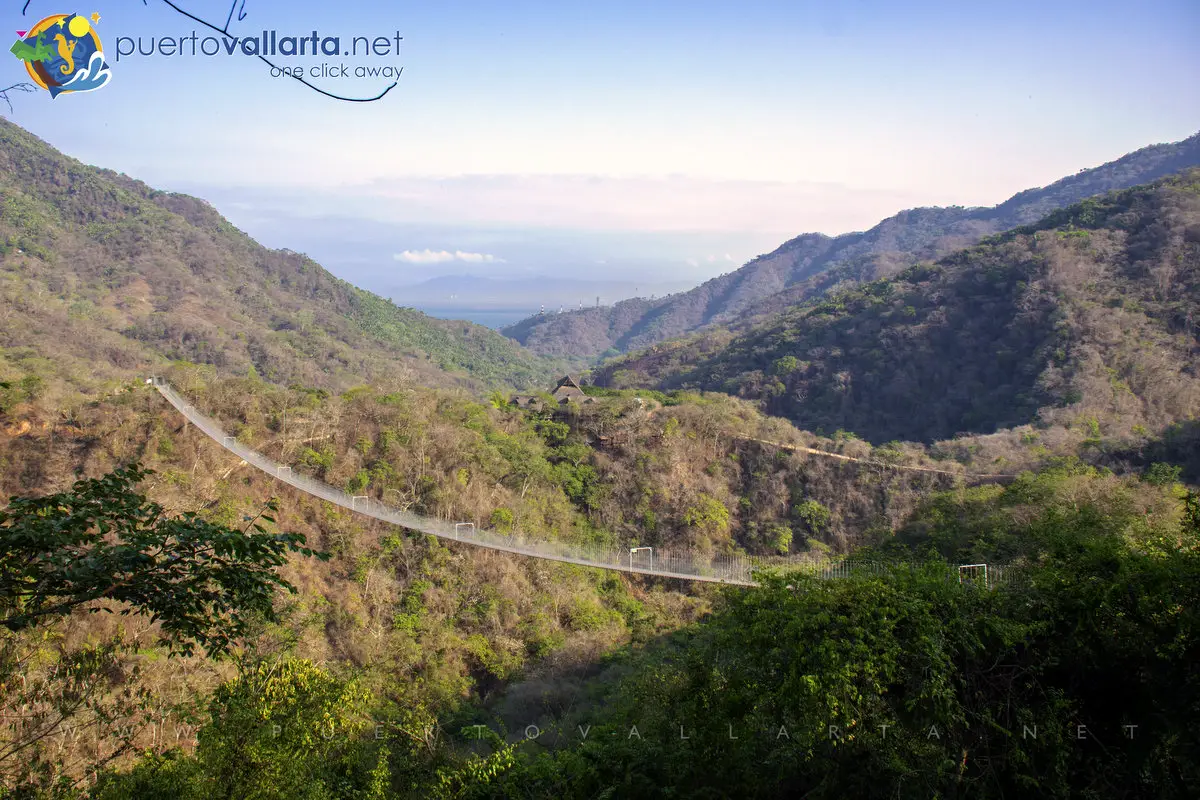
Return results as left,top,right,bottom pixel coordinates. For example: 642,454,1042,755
504,131,1200,359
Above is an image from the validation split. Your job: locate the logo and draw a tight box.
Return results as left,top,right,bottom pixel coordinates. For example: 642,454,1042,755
10,12,111,98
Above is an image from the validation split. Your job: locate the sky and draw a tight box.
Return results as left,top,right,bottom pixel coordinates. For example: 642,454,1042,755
5,0,1199,303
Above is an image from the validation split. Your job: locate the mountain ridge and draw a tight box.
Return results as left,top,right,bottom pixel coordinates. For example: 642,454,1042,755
504,131,1200,359
593,170,1200,445
0,117,559,403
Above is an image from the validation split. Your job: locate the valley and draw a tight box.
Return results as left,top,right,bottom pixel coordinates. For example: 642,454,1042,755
1,97,1198,800
505,132,1200,362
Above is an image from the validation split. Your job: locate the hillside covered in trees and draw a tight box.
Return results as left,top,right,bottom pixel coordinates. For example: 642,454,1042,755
0,365,1031,796
595,172,1200,450
0,119,559,404
4,425,1197,798
504,131,1200,360
1,119,1198,799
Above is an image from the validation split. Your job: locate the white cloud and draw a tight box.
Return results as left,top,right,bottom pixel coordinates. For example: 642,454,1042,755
456,251,505,263
394,249,455,264
393,249,505,264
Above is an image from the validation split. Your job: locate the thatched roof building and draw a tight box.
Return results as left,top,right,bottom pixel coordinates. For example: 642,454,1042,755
511,375,594,409
552,375,588,403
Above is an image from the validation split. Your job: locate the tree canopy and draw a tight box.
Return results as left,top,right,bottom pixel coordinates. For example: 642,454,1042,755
0,463,326,657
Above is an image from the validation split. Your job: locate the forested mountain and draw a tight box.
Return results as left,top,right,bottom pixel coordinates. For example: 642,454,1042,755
595,171,1200,445
0,119,557,402
2,116,1085,797
505,130,1200,359
2,116,1199,798
0,366,1047,796
8,404,1198,798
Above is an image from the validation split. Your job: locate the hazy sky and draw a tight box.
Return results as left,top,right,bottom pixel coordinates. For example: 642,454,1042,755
7,0,1199,288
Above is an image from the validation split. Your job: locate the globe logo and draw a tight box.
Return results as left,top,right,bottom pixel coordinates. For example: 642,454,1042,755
10,12,111,98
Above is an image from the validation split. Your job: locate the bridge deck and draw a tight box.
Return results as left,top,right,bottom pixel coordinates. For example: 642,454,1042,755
149,378,1016,590
150,378,760,585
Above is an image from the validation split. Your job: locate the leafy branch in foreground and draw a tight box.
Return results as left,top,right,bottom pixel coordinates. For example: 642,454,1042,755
0,463,328,657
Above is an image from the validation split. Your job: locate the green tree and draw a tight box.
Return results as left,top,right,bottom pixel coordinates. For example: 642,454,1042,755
0,464,328,795
195,659,383,800
93,660,390,800
766,523,793,555
300,446,336,479
489,508,515,533
431,727,519,800
1143,461,1182,486
0,463,326,656
792,499,832,536
771,355,799,376
487,390,512,411
682,494,730,537
347,469,371,494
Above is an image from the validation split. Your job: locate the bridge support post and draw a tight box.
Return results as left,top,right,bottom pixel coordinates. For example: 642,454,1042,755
629,546,653,573
958,563,988,588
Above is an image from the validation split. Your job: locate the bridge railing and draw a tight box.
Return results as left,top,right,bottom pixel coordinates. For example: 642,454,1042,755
150,377,765,585
148,378,1019,589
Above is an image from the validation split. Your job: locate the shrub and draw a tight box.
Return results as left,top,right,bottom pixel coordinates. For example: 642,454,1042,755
490,507,515,532
1143,462,1182,486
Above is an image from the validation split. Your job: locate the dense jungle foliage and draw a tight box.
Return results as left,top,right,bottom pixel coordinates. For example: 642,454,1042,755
1,119,1197,799
2,458,1197,799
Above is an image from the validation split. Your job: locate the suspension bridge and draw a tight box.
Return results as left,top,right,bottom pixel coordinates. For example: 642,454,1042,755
148,378,1013,589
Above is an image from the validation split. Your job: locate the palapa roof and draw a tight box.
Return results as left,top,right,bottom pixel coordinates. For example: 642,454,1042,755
552,375,586,399
555,375,584,392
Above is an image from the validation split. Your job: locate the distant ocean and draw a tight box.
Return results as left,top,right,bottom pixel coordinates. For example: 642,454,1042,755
415,308,536,329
